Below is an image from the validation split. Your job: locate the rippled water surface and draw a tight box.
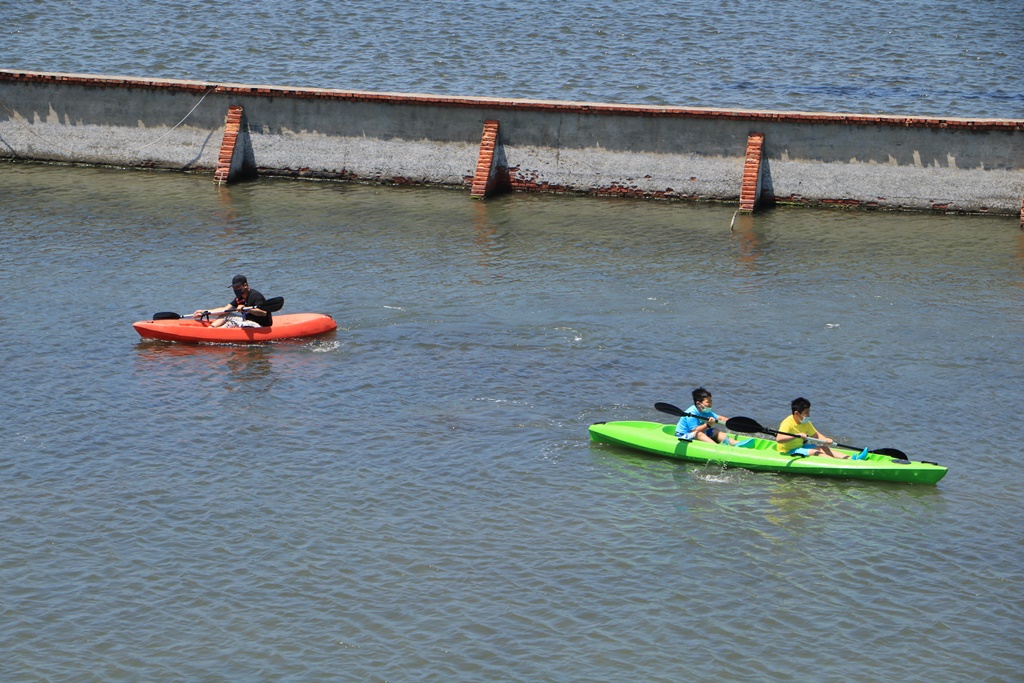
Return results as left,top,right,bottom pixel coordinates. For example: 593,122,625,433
3,2,1024,679
4,0,1022,118
2,163,1023,681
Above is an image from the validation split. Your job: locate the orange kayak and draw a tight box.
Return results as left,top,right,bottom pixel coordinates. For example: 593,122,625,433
133,313,336,343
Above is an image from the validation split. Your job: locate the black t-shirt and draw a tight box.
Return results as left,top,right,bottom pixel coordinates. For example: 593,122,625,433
228,288,273,327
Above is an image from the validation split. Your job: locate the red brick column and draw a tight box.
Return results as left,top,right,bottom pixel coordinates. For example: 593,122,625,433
470,120,500,199
214,105,245,184
739,132,764,213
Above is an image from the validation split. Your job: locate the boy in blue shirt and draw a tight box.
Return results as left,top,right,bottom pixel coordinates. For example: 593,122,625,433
675,387,736,446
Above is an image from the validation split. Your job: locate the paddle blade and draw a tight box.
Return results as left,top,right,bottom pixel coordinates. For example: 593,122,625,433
654,402,686,417
870,447,909,460
261,296,284,313
152,312,182,320
725,416,773,435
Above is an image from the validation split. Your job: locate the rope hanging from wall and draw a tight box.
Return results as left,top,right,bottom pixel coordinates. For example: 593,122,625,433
0,84,220,156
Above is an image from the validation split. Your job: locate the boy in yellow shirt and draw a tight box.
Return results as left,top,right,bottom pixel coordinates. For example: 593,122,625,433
776,397,848,459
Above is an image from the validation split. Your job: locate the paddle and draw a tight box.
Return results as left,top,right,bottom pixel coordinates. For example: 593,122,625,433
654,402,706,420
725,415,908,461
153,296,284,320
654,401,736,441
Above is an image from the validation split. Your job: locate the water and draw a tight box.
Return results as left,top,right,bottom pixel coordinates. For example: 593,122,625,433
3,0,1022,119
3,2,1024,680
2,163,1023,682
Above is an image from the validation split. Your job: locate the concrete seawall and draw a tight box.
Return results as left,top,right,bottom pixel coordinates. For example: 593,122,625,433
2,69,1022,223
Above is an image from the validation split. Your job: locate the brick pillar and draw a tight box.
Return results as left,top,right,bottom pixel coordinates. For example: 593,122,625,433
470,120,500,199
214,105,255,184
739,132,765,213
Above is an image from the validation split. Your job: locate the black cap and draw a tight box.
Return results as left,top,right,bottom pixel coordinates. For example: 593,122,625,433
230,274,247,288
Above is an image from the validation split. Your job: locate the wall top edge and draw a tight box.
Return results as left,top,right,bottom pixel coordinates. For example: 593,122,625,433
2,68,1021,130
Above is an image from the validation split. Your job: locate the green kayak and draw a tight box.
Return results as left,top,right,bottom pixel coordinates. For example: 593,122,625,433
589,420,947,484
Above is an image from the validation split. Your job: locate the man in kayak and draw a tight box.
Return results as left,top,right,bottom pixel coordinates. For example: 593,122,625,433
675,387,736,446
193,274,273,328
776,397,847,458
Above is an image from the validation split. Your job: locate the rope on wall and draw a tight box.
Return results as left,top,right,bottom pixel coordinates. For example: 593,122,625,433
135,85,220,151
0,84,221,156
0,95,75,154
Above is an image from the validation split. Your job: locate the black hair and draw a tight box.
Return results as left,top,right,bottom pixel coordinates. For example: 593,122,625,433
791,397,811,414
692,387,712,404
